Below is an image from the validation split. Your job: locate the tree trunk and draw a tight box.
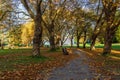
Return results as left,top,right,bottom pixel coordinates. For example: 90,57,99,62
76,36,80,48
55,37,60,48
48,23,56,51
90,9,104,50
90,22,104,50
83,31,87,48
76,29,79,48
90,34,97,50
60,40,63,47
102,28,115,55
49,33,56,51
21,0,43,57
32,15,42,57
101,0,120,55
70,35,73,48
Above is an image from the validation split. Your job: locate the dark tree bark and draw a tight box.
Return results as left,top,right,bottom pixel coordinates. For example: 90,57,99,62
76,29,83,48
76,29,80,48
102,22,120,55
42,20,56,51
102,28,114,55
55,36,61,48
83,30,87,48
49,34,56,50
90,9,104,50
70,35,73,48
21,0,43,57
76,36,80,48
32,15,42,56
60,40,63,47
76,25,88,48
102,0,120,55
48,23,56,51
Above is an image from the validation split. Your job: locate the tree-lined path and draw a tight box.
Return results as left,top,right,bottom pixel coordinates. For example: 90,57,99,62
46,49,101,80
45,49,120,80
0,0,120,80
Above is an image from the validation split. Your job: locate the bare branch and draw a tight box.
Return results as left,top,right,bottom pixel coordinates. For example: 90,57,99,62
0,10,11,21
21,0,34,19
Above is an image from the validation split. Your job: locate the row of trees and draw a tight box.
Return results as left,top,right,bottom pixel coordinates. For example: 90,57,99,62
0,0,120,56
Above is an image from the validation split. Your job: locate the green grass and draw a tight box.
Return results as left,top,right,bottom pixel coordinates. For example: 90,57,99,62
95,43,120,50
0,49,32,55
0,56,49,71
63,43,120,50
111,44,120,50
0,49,52,71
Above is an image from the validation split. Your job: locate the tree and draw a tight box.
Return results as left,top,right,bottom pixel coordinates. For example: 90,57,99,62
42,0,67,50
9,25,22,48
102,0,120,55
90,9,104,50
21,0,45,57
90,0,105,50
73,9,85,48
0,0,14,49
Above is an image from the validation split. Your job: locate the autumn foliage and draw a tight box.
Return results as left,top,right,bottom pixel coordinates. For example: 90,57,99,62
0,49,78,80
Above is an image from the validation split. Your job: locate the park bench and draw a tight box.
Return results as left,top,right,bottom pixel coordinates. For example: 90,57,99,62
62,47,69,55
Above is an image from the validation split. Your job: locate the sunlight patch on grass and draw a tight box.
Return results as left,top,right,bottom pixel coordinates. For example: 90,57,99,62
109,56,120,60
111,50,120,54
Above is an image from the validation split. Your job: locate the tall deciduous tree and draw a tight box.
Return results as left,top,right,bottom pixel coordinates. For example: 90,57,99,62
9,25,22,48
0,0,13,49
102,0,120,55
21,0,45,56
90,9,104,50
90,0,105,50
42,0,67,50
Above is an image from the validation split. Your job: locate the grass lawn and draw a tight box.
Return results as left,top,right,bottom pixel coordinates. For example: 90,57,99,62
0,49,32,55
80,48,120,77
64,43,120,50
95,43,120,50
0,47,78,79
77,43,120,78
0,48,50,71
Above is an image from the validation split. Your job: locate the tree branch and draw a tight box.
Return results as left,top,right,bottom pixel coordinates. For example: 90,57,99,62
21,0,34,19
0,10,11,21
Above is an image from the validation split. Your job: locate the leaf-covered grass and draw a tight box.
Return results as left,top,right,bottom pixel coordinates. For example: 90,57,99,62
110,53,120,57
0,49,52,71
0,55,50,71
0,48,62,71
0,48,78,80
80,48,120,77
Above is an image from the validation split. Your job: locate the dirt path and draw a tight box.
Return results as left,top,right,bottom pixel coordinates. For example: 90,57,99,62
46,50,100,80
